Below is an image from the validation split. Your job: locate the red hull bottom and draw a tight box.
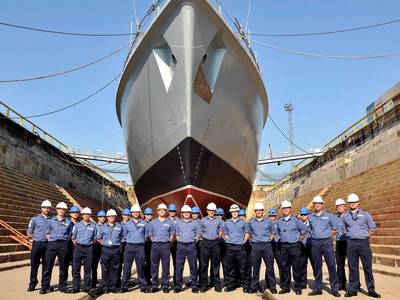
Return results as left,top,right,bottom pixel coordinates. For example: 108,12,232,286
140,185,247,218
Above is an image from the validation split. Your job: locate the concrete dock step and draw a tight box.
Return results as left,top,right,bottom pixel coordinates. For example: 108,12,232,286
373,228,400,237
0,243,27,253
370,236,400,246
0,251,30,264
371,244,400,256
0,259,30,272
373,253,400,268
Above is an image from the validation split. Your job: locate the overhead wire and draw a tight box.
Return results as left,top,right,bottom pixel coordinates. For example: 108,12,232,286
215,0,400,60
1,73,121,119
268,113,312,154
3,15,400,38
0,42,131,83
252,39,400,60
248,18,400,37
0,0,164,38
0,20,135,37
244,0,252,33
256,167,281,182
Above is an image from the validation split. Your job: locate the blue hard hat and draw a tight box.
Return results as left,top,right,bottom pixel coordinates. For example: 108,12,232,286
239,209,246,216
144,207,153,215
168,203,177,211
268,208,277,216
217,208,225,216
122,208,131,215
191,206,200,214
300,207,309,215
97,210,106,217
69,206,80,213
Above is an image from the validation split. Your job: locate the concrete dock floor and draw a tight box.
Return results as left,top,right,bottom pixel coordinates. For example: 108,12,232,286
0,262,397,300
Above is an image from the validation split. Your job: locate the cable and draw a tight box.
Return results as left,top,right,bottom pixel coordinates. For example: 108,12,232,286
0,42,131,83
252,39,400,60
215,0,235,25
244,0,252,33
248,18,400,37
87,154,127,167
257,167,281,182
0,0,163,38
0,20,136,37
1,73,121,119
215,0,400,38
268,113,312,154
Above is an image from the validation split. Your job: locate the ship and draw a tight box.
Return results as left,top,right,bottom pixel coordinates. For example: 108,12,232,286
116,0,268,216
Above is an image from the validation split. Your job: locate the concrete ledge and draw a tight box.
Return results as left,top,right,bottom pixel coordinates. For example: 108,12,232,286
0,259,30,272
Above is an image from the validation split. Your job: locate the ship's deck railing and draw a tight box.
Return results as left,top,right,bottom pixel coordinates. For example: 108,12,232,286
323,95,399,151
0,100,69,153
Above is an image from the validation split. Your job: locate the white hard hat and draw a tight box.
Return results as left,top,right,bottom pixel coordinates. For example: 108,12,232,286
281,200,292,209
206,202,217,211
335,199,346,206
347,193,360,203
229,204,240,212
157,203,168,210
181,205,191,213
41,199,52,207
131,204,141,212
81,207,92,214
56,202,68,209
106,209,117,217
254,203,265,210
312,196,324,204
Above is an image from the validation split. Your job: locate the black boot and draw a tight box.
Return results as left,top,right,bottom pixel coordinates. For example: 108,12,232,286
308,290,323,296
368,290,381,298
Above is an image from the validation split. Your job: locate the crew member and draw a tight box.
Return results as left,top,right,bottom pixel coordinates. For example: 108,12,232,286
215,207,227,288
307,196,340,297
97,209,123,294
239,208,251,288
276,200,306,295
335,198,348,291
343,193,381,298
40,202,72,294
248,203,277,294
299,207,313,289
27,199,52,292
65,206,80,286
148,203,175,293
71,207,97,294
143,207,153,287
117,208,131,288
121,204,149,293
268,208,284,288
91,210,106,288
223,204,250,293
174,205,201,293
199,202,224,292
189,206,202,287
168,203,179,288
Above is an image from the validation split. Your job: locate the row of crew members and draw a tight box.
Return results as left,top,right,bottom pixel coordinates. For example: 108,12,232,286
26,193,380,298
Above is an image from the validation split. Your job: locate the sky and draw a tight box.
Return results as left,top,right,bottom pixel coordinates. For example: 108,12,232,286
1,0,400,184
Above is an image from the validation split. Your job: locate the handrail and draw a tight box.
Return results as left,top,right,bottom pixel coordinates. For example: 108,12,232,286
323,95,398,151
56,185,95,223
0,100,69,153
268,89,399,194
0,100,129,194
0,218,32,250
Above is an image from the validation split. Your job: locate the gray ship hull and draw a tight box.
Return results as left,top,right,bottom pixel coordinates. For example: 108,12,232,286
116,0,268,213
